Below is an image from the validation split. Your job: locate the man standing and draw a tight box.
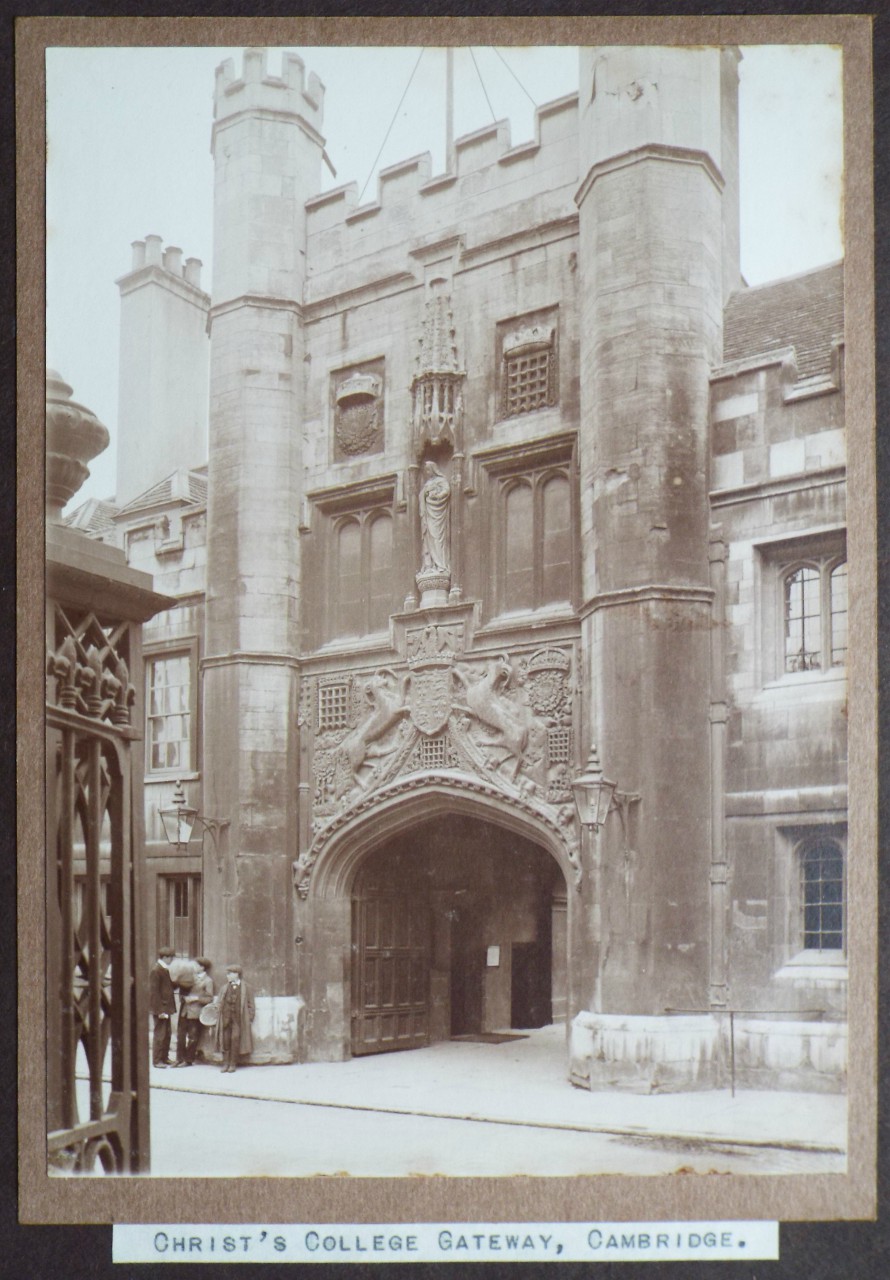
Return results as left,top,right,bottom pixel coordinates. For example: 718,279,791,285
174,957,214,1066
149,945,177,1068
213,964,255,1073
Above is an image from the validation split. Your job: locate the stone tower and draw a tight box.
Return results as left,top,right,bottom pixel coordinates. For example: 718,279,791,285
202,49,325,1054
576,47,740,1022
115,236,210,506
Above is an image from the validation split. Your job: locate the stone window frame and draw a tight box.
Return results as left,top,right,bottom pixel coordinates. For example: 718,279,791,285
307,475,400,644
496,308,559,421
756,528,847,687
773,822,847,976
799,835,845,952
144,639,199,777
477,434,578,621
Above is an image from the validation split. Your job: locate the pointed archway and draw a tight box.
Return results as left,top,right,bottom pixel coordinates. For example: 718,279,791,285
298,776,578,1061
351,814,564,1055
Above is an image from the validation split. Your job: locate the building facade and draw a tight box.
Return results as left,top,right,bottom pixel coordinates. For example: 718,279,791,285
72,45,847,1091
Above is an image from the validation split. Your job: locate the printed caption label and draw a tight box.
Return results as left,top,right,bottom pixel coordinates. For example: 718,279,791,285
114,1221,779,1263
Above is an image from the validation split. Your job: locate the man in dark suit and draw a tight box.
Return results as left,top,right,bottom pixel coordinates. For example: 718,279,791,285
149,945,177,1068
213,964,255,1073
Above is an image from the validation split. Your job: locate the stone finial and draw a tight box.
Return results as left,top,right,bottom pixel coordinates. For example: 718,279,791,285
45,369,110,522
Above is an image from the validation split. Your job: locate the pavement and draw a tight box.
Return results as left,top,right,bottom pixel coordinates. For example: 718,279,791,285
149,1023,846,1158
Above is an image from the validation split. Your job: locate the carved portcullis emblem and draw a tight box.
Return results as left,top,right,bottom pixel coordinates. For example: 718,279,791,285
334,371,383,457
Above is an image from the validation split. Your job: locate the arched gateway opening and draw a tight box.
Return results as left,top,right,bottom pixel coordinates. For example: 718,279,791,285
350,815,568,1057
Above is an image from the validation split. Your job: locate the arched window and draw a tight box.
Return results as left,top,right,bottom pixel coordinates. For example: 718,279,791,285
829,562,848,666
505,482,535,611
498,465,574,614
782,558,847,673
801,838,845,951
368,515,394,633
336,519,362,637
331,511,396,640
541,473,571,606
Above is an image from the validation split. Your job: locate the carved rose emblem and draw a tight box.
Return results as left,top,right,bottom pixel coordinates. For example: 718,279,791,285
525,670,567,717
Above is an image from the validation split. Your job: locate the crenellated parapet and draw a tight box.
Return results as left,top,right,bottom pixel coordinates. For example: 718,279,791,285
213,47,324,137
304,92,579,292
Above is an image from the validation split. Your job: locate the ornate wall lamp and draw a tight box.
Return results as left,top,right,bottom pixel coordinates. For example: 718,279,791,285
159,780,229,869
572,744,640,832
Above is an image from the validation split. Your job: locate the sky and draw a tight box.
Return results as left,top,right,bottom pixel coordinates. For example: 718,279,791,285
45,43,844,507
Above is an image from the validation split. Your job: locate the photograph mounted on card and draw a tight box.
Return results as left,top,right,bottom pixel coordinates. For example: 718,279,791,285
18,12,876,1232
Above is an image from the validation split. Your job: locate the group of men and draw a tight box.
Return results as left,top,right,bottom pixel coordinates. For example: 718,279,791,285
149,948,255,1074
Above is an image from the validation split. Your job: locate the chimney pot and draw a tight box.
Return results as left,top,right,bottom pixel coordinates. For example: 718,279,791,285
163,245,183,276
131,240,146,271
184,257,203,288
144,234,163,266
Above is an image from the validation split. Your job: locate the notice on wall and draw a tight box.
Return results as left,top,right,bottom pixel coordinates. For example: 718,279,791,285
114,1222,779,1264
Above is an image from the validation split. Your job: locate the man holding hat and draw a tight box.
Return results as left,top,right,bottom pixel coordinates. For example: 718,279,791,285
149,946,177,1068
214,964,255,1073
174,957,214,1066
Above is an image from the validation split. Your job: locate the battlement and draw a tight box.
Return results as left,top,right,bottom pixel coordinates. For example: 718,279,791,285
116,234,208,300
213,47,325,132
305,91,579,246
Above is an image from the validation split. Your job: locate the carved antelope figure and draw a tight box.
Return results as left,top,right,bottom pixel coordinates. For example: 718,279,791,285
452,654,533,783
340,668,409,786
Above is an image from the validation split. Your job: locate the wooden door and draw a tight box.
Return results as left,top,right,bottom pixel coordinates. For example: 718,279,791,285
351,892,430,1055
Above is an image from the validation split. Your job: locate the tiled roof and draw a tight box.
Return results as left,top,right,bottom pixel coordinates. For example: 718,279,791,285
63,497,120,541
118,467,208,515
722,260,844,381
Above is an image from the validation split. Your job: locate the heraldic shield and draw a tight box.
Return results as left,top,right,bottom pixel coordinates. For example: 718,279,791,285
408,664,452,736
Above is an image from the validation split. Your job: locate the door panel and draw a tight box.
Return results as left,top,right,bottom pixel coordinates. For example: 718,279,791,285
352,893,430,1055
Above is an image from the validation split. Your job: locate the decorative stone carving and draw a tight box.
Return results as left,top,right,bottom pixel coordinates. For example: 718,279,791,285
503,324,554,356
300,645,579,888
451,655,542,786
411,289,465,458
406,621,465,662
299,772,583,896
338,669,409,789
333,368,383,458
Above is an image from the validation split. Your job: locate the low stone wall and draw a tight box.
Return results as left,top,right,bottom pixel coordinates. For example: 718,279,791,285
569,1011,846,1094
200,996,306,1065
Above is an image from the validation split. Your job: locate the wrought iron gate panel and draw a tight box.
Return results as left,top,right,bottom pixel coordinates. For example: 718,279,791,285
46,603,148,1174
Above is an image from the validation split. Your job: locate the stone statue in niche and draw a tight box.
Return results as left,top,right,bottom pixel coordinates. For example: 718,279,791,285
419,461,451,574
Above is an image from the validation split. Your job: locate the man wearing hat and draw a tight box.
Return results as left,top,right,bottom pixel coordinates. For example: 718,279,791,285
149,946,177,1068
213,964,255,1073
174,957,214,1067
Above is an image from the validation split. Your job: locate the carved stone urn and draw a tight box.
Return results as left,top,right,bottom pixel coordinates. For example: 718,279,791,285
45,369,110,522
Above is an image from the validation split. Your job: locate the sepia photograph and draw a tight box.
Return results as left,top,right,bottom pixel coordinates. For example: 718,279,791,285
20,12,876,1231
